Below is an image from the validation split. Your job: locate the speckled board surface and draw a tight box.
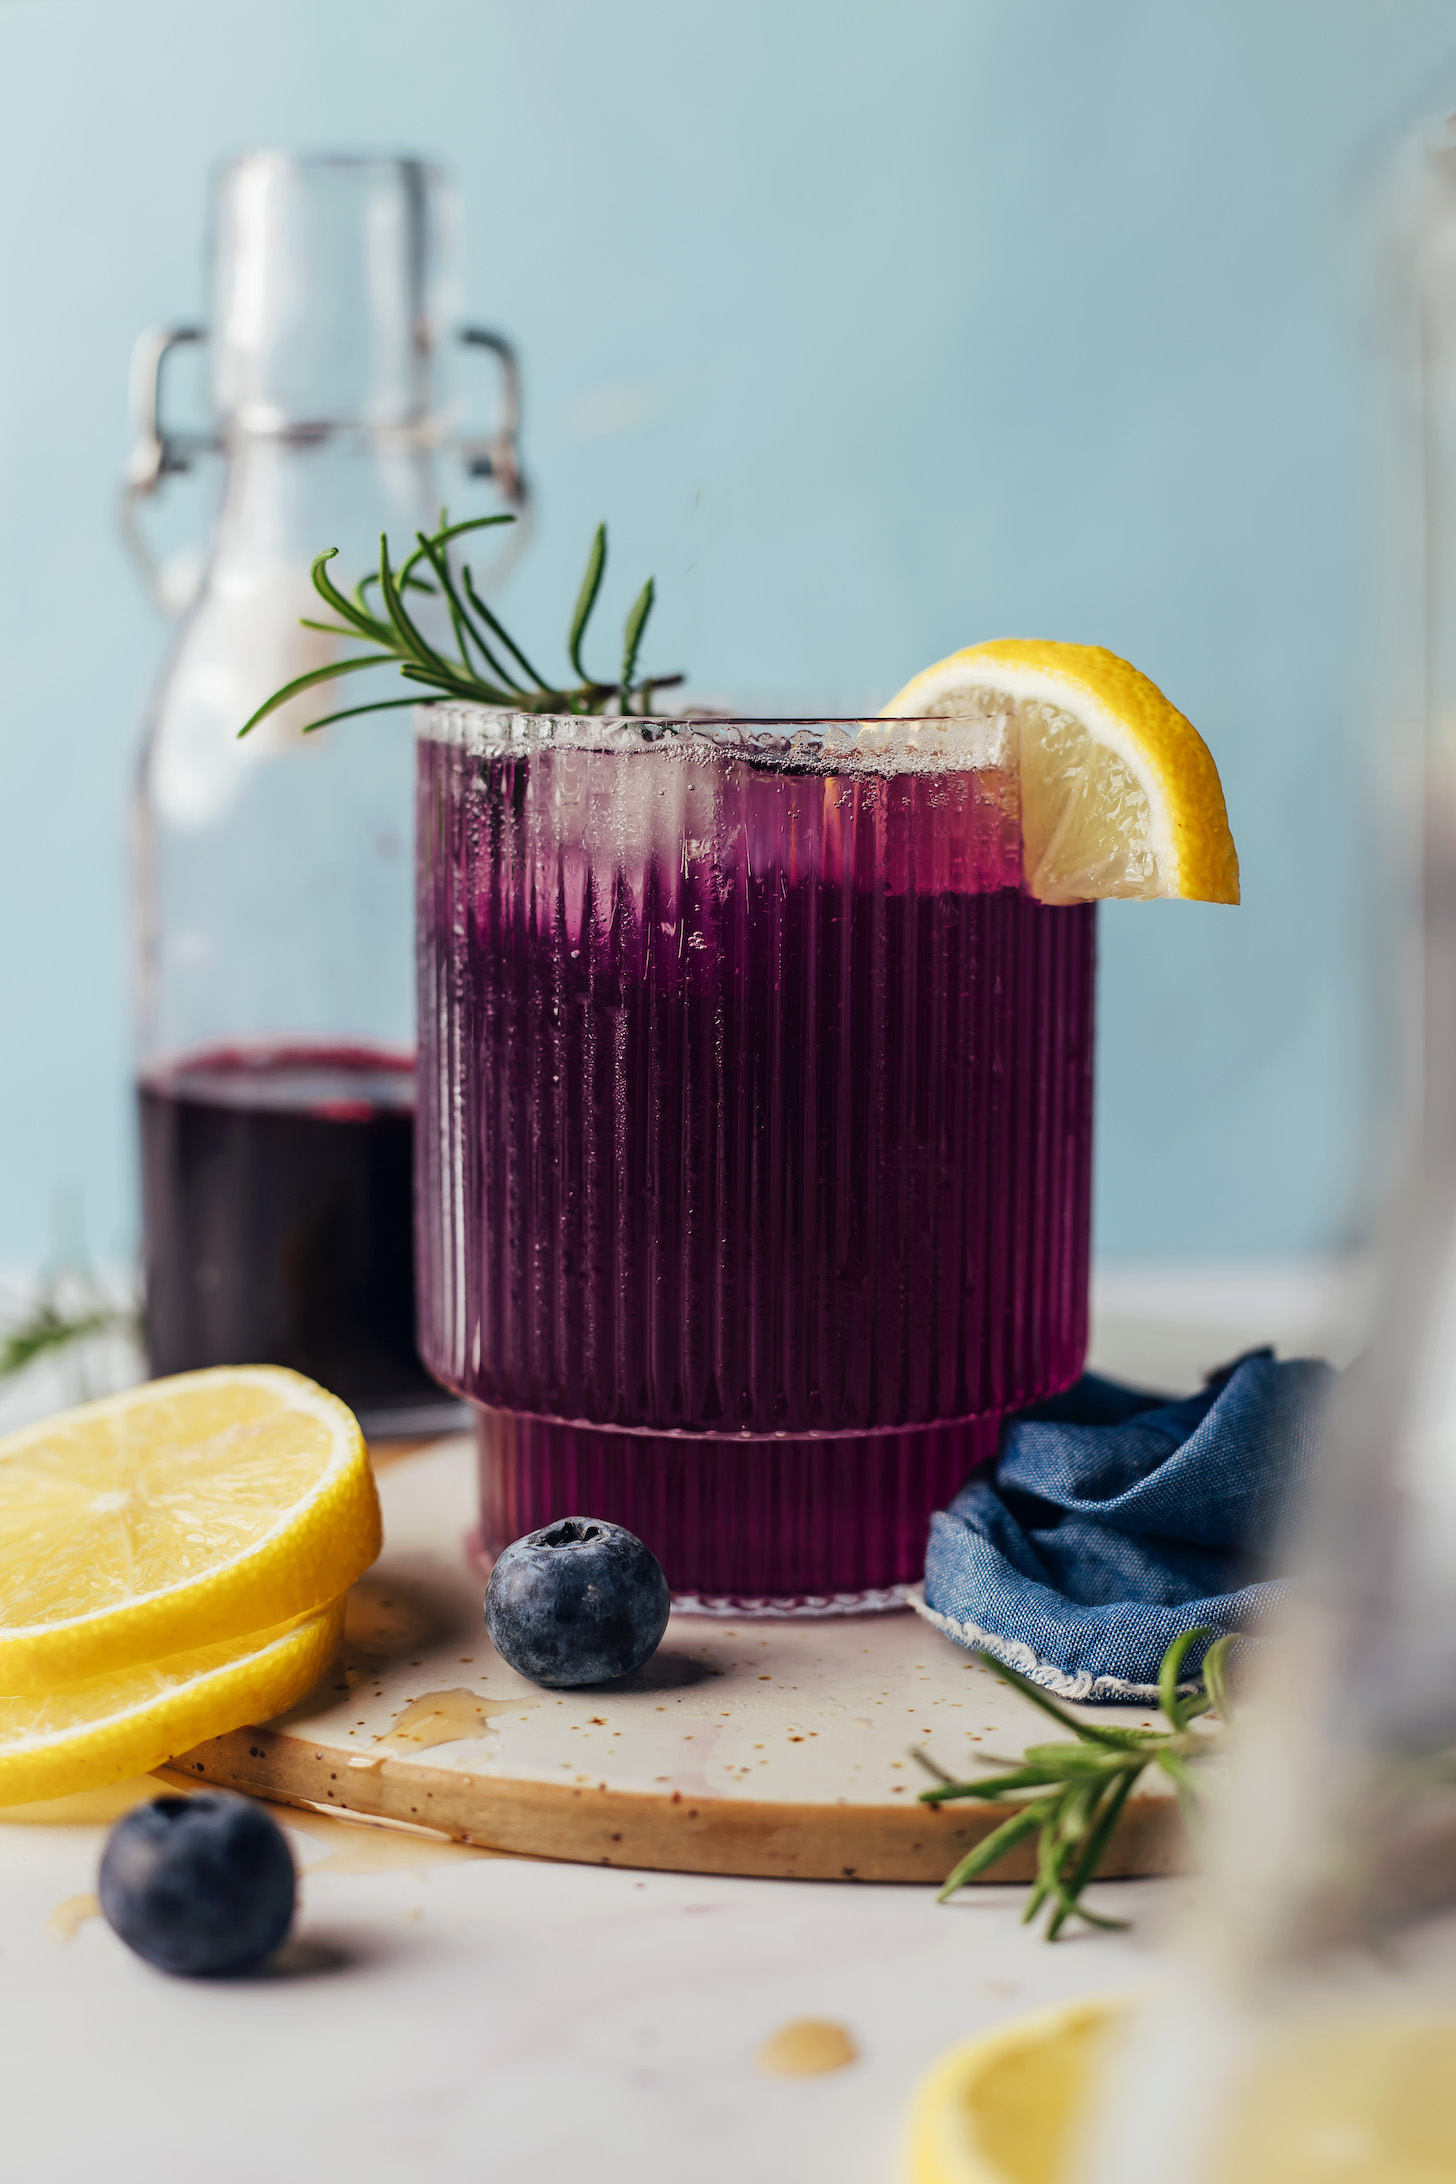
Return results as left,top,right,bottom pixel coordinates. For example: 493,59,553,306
177,1435,1180,1883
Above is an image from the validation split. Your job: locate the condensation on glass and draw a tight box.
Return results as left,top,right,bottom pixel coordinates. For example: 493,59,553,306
415,705,1097,1609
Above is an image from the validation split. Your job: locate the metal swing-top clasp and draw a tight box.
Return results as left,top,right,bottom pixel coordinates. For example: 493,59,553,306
121,323,530,615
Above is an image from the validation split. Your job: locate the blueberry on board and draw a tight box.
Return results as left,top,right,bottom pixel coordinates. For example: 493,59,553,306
98,1792,296,1977
485,1517,671,1686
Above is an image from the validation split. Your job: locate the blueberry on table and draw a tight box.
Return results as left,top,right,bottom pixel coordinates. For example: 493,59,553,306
99,1792,295,1977
485,1518,671,1687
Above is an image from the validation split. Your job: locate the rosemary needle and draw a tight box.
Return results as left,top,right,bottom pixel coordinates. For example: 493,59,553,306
916,1627,1234,1939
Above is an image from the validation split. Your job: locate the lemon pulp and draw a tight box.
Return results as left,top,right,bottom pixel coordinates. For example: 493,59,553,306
0,1366,380,1687
0,1598,344,1806
880,639,1239,906
905,1999,1456,2184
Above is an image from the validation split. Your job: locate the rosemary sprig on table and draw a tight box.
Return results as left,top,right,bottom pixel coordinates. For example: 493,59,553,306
0,1279,132,1382
915,1627,1233,1940
238,512,684,741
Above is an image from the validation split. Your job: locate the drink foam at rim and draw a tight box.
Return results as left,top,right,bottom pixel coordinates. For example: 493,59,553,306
415,700,1028,782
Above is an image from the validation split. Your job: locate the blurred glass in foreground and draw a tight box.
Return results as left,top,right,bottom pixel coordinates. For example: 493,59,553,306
1072,117,1456,2184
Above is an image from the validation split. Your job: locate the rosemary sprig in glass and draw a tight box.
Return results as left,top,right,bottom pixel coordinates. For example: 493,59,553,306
914,1626,1233,1940
238,512,683,742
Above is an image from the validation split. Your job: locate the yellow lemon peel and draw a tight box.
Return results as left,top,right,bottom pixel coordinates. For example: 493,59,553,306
0,1367,379,1689
881,640,1238,906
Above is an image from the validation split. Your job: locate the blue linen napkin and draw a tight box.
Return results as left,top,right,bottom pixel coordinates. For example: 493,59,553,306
917,1351,1332,1702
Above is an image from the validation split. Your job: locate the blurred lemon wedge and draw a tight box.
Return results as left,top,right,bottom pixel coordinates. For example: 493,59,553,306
0,1366,380,1691
906,1996,1456,2184
0,1598,344,1807
880,640,1239,906
905,1995,1121,2184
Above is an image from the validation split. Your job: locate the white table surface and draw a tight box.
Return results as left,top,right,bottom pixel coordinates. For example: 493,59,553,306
0,1265,1361,2184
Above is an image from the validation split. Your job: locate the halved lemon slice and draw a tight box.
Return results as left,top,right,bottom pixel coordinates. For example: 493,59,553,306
0,1598,343,1807
881,640,1239,905
0,1367,380,1690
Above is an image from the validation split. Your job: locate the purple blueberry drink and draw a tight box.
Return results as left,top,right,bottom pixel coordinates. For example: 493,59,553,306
415,711,1095,1608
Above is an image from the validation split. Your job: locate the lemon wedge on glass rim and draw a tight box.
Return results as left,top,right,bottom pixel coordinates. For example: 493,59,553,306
0,1365,380,1691
878,639,1239,906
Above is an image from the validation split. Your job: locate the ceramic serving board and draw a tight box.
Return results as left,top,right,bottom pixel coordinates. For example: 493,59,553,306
176,1436,1181,1885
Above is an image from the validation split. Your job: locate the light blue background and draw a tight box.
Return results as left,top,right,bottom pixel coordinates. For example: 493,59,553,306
2,0,1454,1268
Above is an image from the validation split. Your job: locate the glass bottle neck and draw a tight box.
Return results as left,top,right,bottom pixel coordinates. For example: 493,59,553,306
207,426,438,583
208,154,449,435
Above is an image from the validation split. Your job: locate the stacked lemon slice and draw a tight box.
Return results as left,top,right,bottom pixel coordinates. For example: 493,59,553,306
0,1367,380,1803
